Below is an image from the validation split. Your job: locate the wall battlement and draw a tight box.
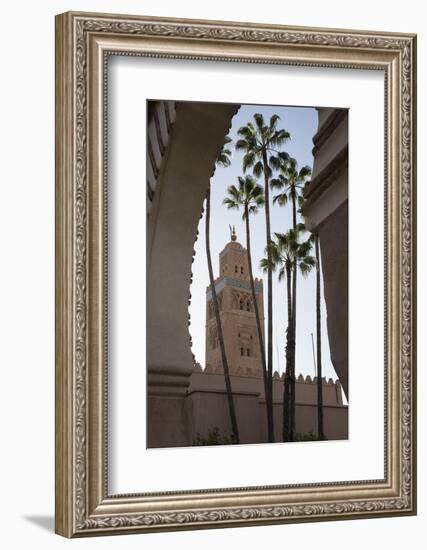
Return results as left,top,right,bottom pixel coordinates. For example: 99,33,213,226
194,362,341,388
189,366,347,443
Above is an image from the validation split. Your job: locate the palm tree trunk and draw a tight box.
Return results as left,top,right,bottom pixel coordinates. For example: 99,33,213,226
290,276,297,441
244,204,273,441
290,188,297,441
315,234,325,440
205,187,240,444
262,148,274,442
283,265,293,441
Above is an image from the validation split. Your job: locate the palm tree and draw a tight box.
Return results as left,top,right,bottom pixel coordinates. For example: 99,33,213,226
261,226,316,441
314,233,325,440
216,135,233,168
271,158,312,231
223,175,271,436
205,136,240,443
260,233,293,442
271,159,312,439
236,114,290,442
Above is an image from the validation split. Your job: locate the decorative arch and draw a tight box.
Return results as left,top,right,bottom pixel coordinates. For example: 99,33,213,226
147,101,239,447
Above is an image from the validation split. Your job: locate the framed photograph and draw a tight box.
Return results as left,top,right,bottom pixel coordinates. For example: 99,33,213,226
55,11,417,537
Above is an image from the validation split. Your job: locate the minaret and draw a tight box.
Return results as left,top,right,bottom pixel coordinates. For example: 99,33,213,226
205,228,264,377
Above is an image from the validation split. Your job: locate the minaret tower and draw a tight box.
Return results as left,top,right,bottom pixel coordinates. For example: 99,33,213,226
205,227,264,377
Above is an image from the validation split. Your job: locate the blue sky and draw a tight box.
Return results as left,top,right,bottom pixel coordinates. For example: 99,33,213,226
189,103,339,382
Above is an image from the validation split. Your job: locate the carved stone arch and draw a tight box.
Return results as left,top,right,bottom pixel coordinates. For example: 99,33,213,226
147,101,239,447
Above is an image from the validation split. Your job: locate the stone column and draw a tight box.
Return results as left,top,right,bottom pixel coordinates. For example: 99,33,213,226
302,108,349,399
147,101,239,447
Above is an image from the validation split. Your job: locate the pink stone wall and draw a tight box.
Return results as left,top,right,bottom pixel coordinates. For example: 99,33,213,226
188,371,348,445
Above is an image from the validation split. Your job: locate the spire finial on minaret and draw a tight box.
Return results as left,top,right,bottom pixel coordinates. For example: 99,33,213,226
231,225,237,242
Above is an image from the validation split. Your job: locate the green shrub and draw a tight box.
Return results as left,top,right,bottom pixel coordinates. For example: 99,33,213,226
193,427,232,446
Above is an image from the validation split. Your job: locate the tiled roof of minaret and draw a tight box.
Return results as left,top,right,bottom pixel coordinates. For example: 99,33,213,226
221,240,244,252
220,226,245,256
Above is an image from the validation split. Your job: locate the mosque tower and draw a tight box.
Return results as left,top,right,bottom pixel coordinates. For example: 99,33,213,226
205,226,264,377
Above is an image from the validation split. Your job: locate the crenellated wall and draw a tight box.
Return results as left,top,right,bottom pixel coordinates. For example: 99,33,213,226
188,367,347,445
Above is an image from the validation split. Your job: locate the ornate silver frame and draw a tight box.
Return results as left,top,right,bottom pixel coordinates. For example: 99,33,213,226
55,11,417,537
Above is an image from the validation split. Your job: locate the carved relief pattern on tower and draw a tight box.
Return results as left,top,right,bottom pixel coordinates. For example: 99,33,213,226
208,325,219,349
207,292,223,319
238,326,256,358
207,301,213,320
231,289,253,312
